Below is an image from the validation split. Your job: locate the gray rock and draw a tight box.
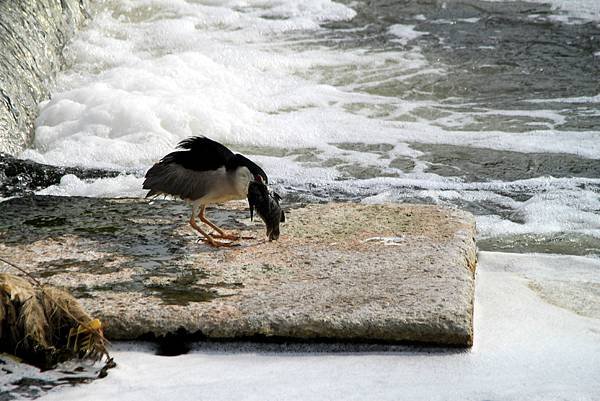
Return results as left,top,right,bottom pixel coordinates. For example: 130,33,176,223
0,152,120,197
0,196,477,346
0,0,90,155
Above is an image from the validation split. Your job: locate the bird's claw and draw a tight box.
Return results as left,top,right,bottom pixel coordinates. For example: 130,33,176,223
196,237,238,247
211,233,240,241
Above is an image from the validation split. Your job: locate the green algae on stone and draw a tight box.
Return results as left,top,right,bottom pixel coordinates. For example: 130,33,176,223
147,285,226,306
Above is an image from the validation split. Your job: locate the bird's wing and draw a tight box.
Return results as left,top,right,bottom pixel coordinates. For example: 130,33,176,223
143,162,228,200
143,136,267,199
174,136,235,171
143,136,236,198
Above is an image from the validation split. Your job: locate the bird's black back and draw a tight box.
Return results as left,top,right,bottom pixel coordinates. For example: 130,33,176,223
167,136,236,172
161,137,267,181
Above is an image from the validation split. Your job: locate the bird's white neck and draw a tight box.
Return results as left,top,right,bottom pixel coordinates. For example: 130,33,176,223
232,166,253,198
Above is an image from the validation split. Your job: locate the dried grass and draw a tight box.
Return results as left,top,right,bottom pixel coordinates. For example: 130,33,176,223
0,273,110,369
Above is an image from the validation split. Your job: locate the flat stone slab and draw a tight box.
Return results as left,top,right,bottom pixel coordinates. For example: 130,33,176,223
0,196,477,346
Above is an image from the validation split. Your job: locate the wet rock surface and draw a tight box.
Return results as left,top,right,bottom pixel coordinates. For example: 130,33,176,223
0,153,120,197
0,196,477,346
0,0,90,155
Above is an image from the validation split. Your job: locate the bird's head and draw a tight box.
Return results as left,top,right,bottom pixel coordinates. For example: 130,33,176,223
247,181,285,241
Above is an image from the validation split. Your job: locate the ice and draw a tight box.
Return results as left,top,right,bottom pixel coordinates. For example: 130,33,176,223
36,252,600,401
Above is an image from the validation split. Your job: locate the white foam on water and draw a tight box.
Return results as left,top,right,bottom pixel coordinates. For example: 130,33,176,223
527,93,600,104
361,177,600,240
430,17,481,24
23,0,598,172
387,24,424,45
477,189,600,239
362,181,600,240
35,252,600,401
22,0,362,169
18,0,599,245
35,174,145,198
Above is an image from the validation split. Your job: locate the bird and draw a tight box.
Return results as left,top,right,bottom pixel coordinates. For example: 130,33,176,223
143,136,268,247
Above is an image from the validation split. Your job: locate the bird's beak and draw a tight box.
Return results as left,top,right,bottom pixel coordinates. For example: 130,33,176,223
267,225,280,241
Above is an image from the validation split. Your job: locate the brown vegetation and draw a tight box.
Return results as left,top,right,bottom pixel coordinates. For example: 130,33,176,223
0,272,109,369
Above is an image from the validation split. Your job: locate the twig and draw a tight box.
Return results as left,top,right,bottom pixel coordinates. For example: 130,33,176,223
0,256,42,286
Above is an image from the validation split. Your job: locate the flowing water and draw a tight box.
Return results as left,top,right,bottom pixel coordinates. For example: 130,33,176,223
22,0,600,256
5,0,600,399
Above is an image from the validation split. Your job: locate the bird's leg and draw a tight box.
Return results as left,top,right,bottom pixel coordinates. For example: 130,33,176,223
198,205,249,240
189,207,234,247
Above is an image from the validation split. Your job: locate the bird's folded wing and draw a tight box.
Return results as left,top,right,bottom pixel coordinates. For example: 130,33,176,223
143,162,228,200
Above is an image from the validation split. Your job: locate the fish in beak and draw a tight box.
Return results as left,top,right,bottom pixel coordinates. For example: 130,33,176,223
247,180,285,241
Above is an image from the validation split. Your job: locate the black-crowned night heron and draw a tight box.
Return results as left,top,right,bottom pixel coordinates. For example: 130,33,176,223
143,136,268,247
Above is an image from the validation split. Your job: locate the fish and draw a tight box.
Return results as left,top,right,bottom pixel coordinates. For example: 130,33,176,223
247,181,285,241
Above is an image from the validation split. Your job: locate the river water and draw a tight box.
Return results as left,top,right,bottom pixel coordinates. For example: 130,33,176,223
23,0,600,256
8,0,600,399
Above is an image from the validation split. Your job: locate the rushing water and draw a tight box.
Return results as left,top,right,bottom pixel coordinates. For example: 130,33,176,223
20,0,600,257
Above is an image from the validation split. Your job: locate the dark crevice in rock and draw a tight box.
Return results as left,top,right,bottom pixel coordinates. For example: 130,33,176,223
0,153,122,197
138,328,470,357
